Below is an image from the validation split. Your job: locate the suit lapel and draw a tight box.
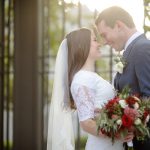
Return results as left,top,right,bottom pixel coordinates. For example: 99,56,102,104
123,34,145,60
114,73,120,91
114,47,132,91
114,34,145,91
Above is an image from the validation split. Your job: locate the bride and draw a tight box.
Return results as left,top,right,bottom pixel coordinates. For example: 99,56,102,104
47,27,127,150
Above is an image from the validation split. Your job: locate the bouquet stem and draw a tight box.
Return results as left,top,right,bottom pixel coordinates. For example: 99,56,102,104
127,141,134,150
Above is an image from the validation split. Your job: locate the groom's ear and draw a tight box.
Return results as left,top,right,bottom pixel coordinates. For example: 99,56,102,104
115,20,125,31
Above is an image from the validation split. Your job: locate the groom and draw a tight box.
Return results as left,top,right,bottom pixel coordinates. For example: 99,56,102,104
95,6,150,150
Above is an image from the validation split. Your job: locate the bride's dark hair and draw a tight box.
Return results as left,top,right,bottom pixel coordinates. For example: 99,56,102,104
66,28,91,109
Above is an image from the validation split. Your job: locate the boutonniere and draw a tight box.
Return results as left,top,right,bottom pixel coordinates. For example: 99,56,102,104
114,53,127,74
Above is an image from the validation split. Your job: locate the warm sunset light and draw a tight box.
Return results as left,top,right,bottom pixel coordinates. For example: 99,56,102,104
64,0,144,32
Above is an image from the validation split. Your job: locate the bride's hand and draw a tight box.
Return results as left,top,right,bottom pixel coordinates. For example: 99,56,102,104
94,108,102,119
94,108,102,114
98,130,107,138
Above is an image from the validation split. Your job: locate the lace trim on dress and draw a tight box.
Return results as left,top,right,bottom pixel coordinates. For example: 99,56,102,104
71,84,95,121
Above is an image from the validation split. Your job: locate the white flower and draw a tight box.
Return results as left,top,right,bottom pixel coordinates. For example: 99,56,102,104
116,119,122,125
114,61,124,74
114,54,127,74
119,100,128,108
134,118,142,125
145,115,150,123
115,56,121,62
134,102,139,109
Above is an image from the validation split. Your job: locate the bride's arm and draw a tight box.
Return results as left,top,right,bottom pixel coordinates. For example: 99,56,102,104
80,118,106,137
71,84,105,137
80,119,98,136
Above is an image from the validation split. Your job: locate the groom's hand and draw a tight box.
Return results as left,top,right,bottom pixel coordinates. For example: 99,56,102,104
123,132,134,142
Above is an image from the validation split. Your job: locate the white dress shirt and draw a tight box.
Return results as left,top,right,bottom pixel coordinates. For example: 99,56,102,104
124,31,142,51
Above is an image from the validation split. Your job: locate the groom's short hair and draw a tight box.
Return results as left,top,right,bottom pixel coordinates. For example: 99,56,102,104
95,6,135,28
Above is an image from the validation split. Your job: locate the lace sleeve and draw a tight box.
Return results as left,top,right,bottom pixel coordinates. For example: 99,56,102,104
71,84,95,121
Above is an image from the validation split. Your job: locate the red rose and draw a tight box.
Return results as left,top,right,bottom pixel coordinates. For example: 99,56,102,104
122,115,133,128
105,97,120,115
124,107,139,120
126,96,137,105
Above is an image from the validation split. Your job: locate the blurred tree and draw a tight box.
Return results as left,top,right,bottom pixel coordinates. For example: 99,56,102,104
49,0,94,55
49,0,62,55
143,0,150,37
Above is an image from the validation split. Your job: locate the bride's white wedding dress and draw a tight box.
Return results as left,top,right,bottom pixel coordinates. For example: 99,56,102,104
71,70,124,150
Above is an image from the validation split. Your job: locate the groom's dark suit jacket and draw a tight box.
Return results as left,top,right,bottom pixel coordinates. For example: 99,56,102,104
114,34,150,150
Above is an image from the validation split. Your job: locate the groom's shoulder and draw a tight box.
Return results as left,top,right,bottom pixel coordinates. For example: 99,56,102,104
135,35,150,46
133,37,150,53
128,38,150,61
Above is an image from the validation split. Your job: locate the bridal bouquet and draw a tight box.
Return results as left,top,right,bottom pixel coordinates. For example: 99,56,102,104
96,87,150,149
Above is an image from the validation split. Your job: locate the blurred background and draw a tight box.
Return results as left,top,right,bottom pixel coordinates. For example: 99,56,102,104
0,0,150,150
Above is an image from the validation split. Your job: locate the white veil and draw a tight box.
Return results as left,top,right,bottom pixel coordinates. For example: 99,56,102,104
47,39,75,150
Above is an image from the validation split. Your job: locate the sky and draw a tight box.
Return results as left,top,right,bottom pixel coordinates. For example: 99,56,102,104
65,0,144,32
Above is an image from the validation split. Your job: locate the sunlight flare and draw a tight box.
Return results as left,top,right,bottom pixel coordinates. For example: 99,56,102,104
64,0,144,32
